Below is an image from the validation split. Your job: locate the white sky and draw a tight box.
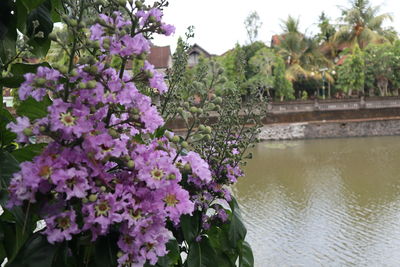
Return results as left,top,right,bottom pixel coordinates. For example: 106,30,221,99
152,0,400,55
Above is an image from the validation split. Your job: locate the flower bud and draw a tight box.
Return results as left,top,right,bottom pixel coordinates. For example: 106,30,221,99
183,163,191,173
172,136,180,143
39,126,46,133
87,80,97,89
203,134,211,141
197,108,203,114
89,194,98,202
78,82,86,89
100,186,106,192
108,128,119,138
48,32,57,41
71,69,78,76
214,97,223,104
127,160,135,168
167,174,176,180
35,78,46,86
23,128,33,136
181,141,189,148
69,19,78,27
135,0,143,9
189,107,198,113
205,126,212,134
177,107,183,113
198,124,206,131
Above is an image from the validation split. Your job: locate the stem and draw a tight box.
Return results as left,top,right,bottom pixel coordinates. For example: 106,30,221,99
22,202,31,236
64,0,86,101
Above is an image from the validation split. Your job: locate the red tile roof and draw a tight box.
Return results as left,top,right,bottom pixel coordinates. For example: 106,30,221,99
148,46,171,69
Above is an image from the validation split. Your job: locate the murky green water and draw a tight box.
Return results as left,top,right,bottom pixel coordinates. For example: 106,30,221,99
233,136,400,266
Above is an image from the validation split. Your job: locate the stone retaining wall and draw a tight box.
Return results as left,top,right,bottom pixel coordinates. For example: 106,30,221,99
259,118,400,141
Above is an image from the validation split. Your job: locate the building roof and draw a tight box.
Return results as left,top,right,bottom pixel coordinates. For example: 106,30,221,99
147,46,172,69
188,44,212,58
125,45,172,70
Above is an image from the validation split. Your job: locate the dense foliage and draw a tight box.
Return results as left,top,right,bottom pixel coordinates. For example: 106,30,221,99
211,0,400,100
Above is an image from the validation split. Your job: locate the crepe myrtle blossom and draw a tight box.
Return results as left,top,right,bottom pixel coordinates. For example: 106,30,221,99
5,5,245,266
19,66,63,101
143,61,168,94
7,116,31,143
43,210,80,244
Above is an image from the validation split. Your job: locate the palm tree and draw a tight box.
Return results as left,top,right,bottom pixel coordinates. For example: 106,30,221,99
275,16,332,83
334,0,396,49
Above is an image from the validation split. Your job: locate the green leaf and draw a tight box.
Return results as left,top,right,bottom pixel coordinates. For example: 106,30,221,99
16,95,52,120
50,0,62,22
228,198,247,248
6,233,59,267
0,150,20,191
239,241,254,267
0,108,16,147
187,237,217,267
0,62,50,88
93,235,118,267
180,211,200,244
26,0,53,57
21,0,47,12
12,143,47,162
16,1,28,34
0,0,17,66
152,239,180,266
207,225,237,266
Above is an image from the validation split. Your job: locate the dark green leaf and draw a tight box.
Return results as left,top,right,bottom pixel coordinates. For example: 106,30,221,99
26,1,53,57
16,95,52,120
228,198,247,247
180,211,200,244
50,0,62,22
187,237,217,267
207,225,238,267
0,0,17,65
0,150,20,190
93,235,118,267
239,241,254,267
0,108,16,147
6,233,59,267
152,239,180,266
16,1,28,34
21,0,47,12
12,143,47,162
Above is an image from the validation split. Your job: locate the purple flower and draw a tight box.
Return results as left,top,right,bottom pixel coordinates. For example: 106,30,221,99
161,24,175,36
52,167,90,200
159,183,194,224
183,152,212,183
83,193,123,237
19,67,62,101
7,116,31,142
143,61,168,94
43,210,80,243
48,99,92,138
90,24,104,40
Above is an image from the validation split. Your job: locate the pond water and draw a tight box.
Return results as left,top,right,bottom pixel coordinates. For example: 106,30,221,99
233,136,400,266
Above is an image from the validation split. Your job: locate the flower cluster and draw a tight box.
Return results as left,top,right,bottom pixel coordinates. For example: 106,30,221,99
7,6,209,267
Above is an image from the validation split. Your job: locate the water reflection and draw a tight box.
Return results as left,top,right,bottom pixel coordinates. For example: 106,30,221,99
233,136,400,266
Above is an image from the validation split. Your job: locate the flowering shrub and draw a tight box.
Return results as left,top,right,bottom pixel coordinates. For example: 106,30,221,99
0,1,255,266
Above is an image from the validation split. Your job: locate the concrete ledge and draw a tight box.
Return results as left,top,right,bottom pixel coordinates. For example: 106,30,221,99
259,118,400,141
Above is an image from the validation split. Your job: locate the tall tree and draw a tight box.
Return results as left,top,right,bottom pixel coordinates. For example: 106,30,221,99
273,55,294,101
275,16,330,83
337,45,365,96
335,0,396,49
244,11,262,44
